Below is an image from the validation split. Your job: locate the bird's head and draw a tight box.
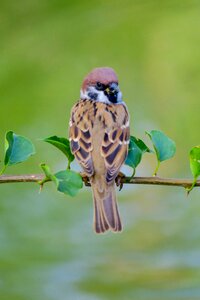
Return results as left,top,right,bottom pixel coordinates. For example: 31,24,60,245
80,67,123,104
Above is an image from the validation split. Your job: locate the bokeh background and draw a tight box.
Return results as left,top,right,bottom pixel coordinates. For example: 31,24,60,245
0,1,200,299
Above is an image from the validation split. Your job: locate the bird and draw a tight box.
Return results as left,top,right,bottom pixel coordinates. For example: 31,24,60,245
69,67,130,233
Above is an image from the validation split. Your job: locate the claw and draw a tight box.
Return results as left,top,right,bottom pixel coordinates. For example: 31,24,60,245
115,172,125,191
80,172,90,186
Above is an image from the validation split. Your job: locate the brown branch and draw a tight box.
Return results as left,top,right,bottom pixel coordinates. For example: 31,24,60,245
123,177,200,188
0,174,199,189
0,174,44,183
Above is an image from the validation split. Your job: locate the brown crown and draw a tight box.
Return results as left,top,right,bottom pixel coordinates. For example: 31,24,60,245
81,67,119,91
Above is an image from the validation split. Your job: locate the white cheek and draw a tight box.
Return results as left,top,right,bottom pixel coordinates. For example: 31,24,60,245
96,91,110,103
80,87,110,103
80,87,123,104
80,89,87,99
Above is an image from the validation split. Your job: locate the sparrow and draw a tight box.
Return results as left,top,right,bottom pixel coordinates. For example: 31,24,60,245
69,67,130,233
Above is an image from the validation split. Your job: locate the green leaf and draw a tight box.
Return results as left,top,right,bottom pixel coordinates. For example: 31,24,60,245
125,136,151,172
190,146,200,179
146,130,176,175
187,146,200,193
1,131,35,174
39,164,83,196
55,169,83,196
133,137,152,154
146,130,176,162
43,136,74,168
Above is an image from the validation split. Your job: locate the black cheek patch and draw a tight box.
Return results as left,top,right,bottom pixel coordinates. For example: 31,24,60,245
88,92,98,100
104,91,118,104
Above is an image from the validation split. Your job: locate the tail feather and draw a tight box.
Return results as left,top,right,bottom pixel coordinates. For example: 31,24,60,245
91,178,122,234
94,197,109,233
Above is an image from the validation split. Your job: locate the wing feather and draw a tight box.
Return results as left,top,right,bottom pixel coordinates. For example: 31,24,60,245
101,126,130,183
69,106,94,176
69,100,129,181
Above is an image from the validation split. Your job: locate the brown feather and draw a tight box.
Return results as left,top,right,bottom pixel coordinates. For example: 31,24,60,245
69,98,130,233
82,67,118,91
91,176,122,233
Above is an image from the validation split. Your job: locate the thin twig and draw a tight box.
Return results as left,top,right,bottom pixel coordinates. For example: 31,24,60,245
122,176,200,188
0,174,199,189
0,174,44,183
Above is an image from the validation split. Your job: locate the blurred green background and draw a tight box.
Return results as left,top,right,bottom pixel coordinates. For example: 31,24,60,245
0,1,200,299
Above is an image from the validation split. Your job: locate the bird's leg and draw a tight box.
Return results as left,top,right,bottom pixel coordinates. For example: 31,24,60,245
115,172,126,191
80,172,90,186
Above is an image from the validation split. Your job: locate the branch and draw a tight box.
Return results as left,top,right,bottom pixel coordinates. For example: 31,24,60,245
0,174,199,189
0,174,44,183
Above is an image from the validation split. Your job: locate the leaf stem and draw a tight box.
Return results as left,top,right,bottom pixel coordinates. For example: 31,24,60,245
0,165,7,176
186,177,197,195
67,160,71,170
153,160,160,176
131,167,136,178
39,163,57,186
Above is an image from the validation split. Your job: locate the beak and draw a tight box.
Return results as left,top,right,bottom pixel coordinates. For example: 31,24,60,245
105,83,118,94
105,87,111,94
104,83,119,103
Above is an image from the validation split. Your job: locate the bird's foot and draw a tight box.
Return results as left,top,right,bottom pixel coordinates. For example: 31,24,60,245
80,172,90,186
115,172,125,191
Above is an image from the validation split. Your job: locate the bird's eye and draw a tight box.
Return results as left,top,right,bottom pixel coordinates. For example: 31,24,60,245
96,82,104,90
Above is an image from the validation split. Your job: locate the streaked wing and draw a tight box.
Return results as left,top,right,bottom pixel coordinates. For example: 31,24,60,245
101,124,130,183
69,102,94,176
